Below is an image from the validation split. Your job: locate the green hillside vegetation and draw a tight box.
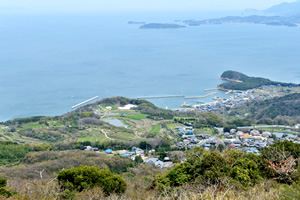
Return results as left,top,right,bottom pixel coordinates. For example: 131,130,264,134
0,96,224,146
57,165,127,195
0,142,32,166
219,70,299,90
230,93,300,125
155,141,299,190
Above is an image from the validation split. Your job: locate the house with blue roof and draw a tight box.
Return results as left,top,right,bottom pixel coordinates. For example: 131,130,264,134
187,131,193,135
120,152,135,158
105,149,113,154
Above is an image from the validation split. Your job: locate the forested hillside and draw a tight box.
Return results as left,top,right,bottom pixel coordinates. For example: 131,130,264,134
219,70,299,90
231,93,300,124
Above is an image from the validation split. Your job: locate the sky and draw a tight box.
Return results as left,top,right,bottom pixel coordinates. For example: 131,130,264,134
0,0,297,14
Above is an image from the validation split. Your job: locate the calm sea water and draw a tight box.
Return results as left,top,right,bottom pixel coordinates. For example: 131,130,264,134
1,12,300,122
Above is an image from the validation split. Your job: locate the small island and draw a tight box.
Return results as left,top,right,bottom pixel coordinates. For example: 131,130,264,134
218,70,299,90
140,23,185,29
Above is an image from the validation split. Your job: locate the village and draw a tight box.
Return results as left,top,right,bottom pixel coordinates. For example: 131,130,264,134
83,118,300,168
79,86,300,169
180,84,300,112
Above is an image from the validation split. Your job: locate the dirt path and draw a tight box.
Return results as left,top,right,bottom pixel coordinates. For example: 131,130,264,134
101,130,114,140
134,131,142,139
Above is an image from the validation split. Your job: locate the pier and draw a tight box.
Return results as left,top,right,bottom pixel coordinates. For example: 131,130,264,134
184,92,217,99
137,95,184,100
72,96,99,109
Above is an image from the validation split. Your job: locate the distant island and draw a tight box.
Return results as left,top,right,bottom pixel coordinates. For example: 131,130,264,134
183,1,300,28
128,21,146,25
218,70,299,90
183,15,298,27
140,23,185,29
131,2,300,29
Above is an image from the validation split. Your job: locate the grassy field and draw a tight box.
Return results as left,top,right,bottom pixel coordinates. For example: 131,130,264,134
150,125,161,135
0,126,6,133
194,127,214,135
78,134,109,143
110,132,137,141
10,132,42,144
166,123,181,129
260,127,299,134
125,113,148,120
20,123,46,129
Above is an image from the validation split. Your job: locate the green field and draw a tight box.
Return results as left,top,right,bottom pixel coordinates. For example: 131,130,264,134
21,123,46,129
260,127,299,134
110,132,137,141
150,125,161,135
194,127,215,135
78,134,109,143
125,113,148,120
166,123,181,129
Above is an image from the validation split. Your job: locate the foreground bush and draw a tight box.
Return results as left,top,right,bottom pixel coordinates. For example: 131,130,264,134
0,178,13,198
261,140,300,183
57,165,127,195
154,147,263,190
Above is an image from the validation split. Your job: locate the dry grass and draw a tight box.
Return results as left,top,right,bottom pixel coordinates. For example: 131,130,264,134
3,177,283,200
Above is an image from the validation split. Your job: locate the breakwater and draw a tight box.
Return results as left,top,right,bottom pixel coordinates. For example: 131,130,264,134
184,92,217,99
137,95,185,100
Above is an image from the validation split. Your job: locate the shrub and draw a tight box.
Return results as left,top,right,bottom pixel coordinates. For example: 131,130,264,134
139,141,152,150
231,158,262,188
155,147,263,191
57,165,127,195
0,178,6,188
0,178,13,198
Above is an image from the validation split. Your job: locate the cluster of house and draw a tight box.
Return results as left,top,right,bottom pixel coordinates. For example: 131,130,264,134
143,157,174,168
179,85,295,113
84,146,174,168
174,126,300,153
178,91,254,113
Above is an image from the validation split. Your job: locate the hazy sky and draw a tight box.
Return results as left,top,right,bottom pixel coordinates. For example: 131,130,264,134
0,0,297,14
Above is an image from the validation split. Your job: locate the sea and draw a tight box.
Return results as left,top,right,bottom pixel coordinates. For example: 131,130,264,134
1,12,300,122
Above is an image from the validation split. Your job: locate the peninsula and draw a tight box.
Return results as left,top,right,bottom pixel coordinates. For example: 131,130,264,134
218,70,299,90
